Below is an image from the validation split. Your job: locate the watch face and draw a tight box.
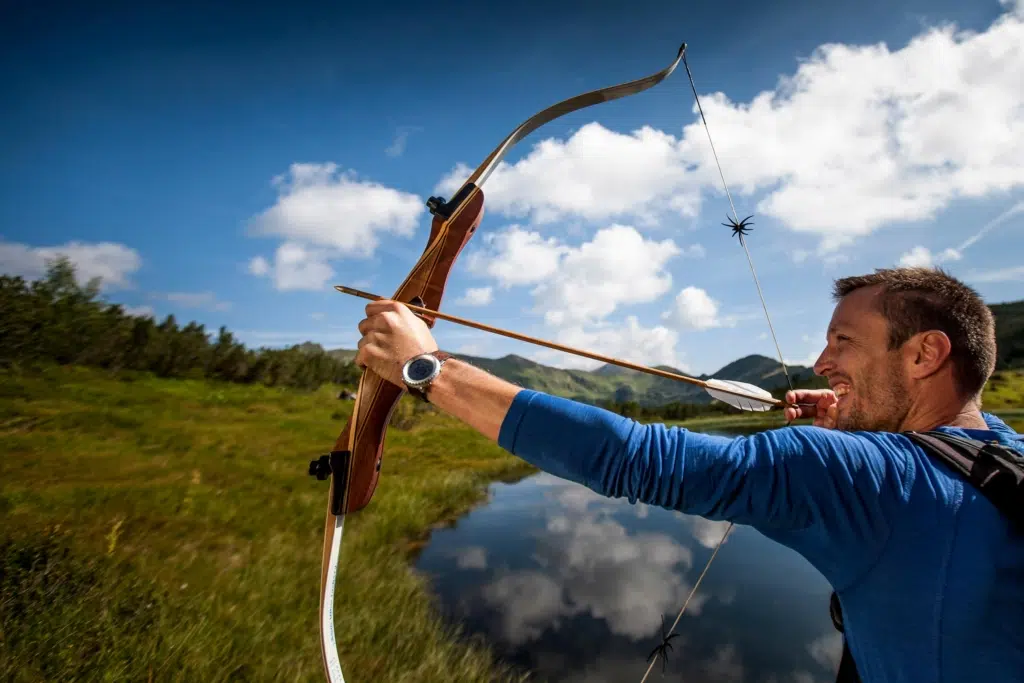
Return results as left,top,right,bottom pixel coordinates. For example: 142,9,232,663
406,356,438,382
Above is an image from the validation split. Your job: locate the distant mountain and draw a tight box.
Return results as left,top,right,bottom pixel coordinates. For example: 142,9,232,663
322,346,815,407
322,298,1023,406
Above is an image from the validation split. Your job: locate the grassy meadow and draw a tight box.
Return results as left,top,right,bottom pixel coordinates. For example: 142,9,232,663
1,365,1020,682
1,364,535,683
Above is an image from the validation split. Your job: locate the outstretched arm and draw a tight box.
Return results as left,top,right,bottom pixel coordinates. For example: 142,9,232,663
355,299,908,585
498,389,908,587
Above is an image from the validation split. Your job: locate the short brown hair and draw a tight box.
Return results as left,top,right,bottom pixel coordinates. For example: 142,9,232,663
832,267,996,401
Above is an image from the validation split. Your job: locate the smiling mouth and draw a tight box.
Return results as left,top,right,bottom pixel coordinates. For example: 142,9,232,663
833,384,851,403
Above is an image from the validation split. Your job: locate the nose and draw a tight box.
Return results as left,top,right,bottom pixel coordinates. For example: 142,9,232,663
813,346,833,377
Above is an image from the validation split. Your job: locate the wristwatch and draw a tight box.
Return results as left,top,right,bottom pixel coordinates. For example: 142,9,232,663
401,351,452,402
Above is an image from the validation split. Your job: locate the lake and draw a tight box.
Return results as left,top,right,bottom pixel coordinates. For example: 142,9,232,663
414,434,843,683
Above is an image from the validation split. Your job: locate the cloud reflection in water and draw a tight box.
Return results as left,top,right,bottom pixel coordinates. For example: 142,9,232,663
415,472,840,682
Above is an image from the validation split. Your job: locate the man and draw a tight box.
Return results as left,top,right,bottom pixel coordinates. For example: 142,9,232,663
354,267,1024,682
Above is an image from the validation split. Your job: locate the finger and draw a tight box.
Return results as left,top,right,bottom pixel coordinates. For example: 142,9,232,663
364,309,402,333
357,317,373,335
787,388,835,403
357,330,389,353
823,403,838,429
786,393,812,417
365,299,403,316
816,392,838,413
785,392,818,420
814,403,839,429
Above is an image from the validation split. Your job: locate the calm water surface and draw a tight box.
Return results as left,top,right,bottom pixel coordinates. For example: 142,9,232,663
415,437,843,683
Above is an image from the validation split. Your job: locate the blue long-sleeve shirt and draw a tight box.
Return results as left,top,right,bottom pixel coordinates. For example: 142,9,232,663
497,390,1024,682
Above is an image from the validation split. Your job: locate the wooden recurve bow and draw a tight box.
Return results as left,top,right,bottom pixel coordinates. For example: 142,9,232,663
307,42,688,683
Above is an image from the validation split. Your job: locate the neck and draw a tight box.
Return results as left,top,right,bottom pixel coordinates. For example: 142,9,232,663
900,396,988,432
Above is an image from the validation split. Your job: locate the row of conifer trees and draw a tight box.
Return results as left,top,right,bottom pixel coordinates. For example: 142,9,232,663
0,258,361,391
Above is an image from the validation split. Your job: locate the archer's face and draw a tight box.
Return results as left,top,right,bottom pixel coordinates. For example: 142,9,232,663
813,286,911,432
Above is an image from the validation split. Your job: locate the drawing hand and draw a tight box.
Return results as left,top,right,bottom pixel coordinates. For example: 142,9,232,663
784,389,839,428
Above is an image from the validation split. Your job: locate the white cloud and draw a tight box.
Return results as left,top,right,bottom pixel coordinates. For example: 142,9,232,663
1001,0,1024,18
432,6,1024,253
248,242,334,291
468,224,685,326
467,226,567,287
250,163,423,255
0,239,142,290
247,163,425,291
896,245,963,268
456,286,493,306
680,10,1024,249
248,256,270,276
435,124,702,226
898,198,1023,268
310,312,326,321
385,126,421,158
898,245,935,268
530,316,688,373
668,286,726,330
534,225,681,325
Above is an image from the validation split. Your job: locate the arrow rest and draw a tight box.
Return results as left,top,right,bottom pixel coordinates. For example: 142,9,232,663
426,183,479,219
308,450,353,517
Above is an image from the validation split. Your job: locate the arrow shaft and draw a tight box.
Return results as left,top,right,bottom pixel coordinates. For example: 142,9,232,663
336,284,793,409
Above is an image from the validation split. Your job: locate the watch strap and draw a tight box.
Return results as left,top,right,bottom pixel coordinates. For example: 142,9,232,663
406,351,452,402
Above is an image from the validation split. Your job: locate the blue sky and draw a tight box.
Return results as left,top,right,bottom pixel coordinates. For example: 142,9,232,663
3,0,1022,376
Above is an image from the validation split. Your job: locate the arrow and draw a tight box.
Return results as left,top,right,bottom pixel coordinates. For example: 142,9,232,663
336,284,811,413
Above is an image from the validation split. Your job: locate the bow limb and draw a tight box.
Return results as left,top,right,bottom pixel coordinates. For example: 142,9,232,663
310,43,688,683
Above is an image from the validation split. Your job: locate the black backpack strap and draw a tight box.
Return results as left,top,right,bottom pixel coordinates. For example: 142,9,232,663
829,591,862,682
826,429,1024,683
904,430,1024,532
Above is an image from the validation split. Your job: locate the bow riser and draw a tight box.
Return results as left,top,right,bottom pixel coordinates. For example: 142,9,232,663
313,189,485,682
330,188,485,516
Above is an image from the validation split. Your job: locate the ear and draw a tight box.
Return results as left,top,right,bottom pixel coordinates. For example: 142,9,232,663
905,330,952,380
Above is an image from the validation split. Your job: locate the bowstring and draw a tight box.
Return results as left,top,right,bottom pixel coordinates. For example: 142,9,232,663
638,522,732,683
640,50,794,682
681,52,793,393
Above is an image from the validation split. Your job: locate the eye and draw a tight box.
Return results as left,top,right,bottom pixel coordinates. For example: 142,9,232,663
835,334,850,343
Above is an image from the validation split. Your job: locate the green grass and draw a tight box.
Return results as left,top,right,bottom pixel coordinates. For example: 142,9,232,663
0,365,535,683
983,369,1024,431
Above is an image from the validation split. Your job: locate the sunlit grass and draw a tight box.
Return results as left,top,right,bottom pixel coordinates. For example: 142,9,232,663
0,365,534,683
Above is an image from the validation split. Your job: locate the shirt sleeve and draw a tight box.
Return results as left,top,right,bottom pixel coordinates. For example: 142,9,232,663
498,390,913,587
981,411,1022,441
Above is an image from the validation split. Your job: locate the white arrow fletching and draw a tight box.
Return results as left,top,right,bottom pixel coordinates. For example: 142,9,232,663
703,378,777,412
